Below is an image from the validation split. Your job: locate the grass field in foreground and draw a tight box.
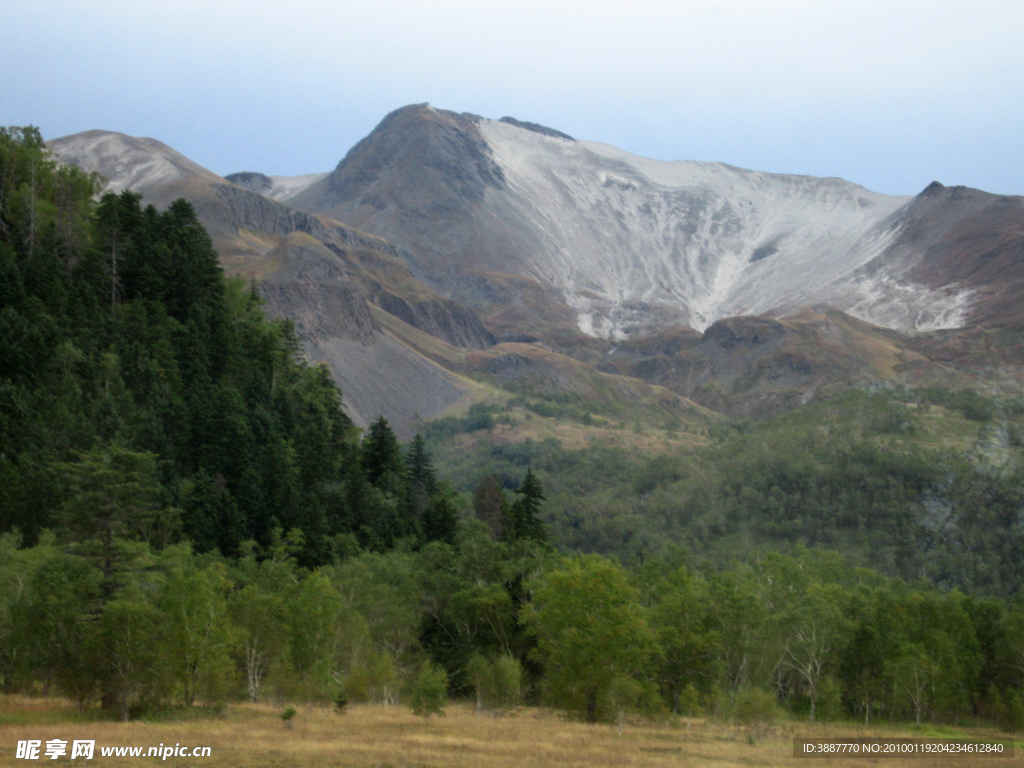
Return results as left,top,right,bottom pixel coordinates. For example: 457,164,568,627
0,698,1020,768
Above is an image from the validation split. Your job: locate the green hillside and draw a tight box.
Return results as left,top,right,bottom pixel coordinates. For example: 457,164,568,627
425,387,1024,596
0,127,460,564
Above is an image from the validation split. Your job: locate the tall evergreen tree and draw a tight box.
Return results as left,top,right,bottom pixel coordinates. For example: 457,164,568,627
422,484,459,545
361,417,404,493
506,469,546,543
405,433,437,518
359,416,419,546
57,445,173,598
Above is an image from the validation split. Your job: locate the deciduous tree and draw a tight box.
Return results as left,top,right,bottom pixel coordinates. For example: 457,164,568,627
527,554,659,722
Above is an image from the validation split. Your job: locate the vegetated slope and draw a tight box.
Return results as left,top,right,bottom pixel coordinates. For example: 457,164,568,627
425,386,1024,596
286,103,1024,344
0,135,354,558
1,129,475,563
47,130,495,435
370,300,720,439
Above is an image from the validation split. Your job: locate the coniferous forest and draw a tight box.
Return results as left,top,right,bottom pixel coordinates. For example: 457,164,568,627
2,126,1024,733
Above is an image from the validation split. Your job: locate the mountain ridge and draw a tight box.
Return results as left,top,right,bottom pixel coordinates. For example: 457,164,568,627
283,104,1023,341
46,109,1024,433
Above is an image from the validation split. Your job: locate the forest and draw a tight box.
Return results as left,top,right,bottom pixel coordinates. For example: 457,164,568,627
1,125,1023,731
424,389,1024,597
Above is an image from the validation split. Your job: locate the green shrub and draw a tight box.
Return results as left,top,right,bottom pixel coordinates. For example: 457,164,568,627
491,655,523,713
1008,690,1024,733
467,654,523,716
677,682,701,717
409,662,448,722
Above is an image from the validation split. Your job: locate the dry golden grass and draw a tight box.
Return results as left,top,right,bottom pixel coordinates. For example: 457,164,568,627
1,698,1018,768
370,304,477,370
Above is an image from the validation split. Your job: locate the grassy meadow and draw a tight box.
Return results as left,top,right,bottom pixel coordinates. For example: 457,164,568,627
0,698,1019,768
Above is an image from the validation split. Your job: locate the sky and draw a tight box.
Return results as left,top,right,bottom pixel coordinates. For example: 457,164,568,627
3,0,1023,196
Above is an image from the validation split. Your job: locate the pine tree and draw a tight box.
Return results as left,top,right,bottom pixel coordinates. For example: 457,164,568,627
405,433,436,519
422,485,459,545
361,417,404,493
507,468,546,543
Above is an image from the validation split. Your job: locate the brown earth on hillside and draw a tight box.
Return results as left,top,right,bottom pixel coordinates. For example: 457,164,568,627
883,182,1024,330
597,307,1015,418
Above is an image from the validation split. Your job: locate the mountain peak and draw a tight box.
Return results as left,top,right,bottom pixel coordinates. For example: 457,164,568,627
47,129,221,193
287,102,506,237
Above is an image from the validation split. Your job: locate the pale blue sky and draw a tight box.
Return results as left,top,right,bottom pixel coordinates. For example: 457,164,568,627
3,0,1023,195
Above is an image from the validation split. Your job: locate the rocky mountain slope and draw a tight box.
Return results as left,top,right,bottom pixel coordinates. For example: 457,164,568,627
224,171,326,201
46,129,717,435
285,104,1024,342
595,307,996,418
47,111,1024,433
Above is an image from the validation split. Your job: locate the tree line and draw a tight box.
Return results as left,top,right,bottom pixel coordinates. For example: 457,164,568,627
2,527,1024,730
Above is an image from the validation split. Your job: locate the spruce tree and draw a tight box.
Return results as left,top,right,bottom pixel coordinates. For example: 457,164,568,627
360,417,418,544
507,468,546,543
361,416,404,492
422,486,459,545
405,433,437,518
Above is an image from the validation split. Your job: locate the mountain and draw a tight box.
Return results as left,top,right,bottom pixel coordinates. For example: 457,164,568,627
46,131,491,351
47,110,1024,435
879,181,1024,331
46,129,715,437
47,130,492,435
285,104,1024,343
